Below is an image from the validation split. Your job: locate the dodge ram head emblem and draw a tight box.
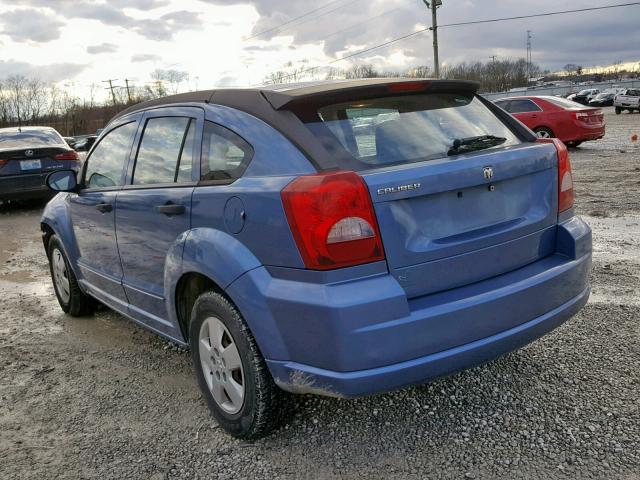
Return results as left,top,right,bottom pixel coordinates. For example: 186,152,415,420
483,166,493,180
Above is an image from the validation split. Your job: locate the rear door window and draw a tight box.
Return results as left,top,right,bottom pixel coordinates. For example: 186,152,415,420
84,122,137,189
506,99,541,113
494,100,511,111
132,117,194,185
303,93,520,170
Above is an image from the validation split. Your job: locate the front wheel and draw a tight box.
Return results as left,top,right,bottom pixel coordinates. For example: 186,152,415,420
190,291,288,439
566,141,582,149
47,235,96,316
534,127,554,139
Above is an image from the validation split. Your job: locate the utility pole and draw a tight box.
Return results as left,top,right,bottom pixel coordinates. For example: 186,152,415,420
526,30,533,84
102,79,120,106
423,0,442,78
124,79,133,103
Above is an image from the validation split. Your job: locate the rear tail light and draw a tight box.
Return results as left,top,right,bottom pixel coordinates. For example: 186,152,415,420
0,159,7,168
281,171,385,270
537,138,574,213
54,151,79,161
574,111,589,120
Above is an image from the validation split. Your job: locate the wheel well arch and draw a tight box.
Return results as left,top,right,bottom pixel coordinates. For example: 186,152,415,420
41,222,55,253
532,124,554,133
175,271,233,343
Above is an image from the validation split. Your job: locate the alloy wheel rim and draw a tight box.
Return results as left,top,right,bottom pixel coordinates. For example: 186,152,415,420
198,316,245,414
52,248,70,304
536,130,551,138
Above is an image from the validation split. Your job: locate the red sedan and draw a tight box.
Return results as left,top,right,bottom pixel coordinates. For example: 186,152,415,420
494,95,605,147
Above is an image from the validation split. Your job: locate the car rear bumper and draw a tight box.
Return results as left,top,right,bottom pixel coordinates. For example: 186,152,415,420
0,165,78,200
267,285,589,398
567,123,605,142
228,216,592,398
0,173,52,200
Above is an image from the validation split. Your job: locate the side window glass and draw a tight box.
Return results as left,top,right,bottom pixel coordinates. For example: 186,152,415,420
201,121,253,182
84,122,137,189
132,116,194,185
494,101,510,112
509,100,540,113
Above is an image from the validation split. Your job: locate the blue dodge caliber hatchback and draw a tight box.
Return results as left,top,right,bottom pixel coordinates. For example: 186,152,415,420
42,79,592,438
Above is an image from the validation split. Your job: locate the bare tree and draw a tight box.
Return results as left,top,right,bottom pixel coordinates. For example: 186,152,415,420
345,64,379,79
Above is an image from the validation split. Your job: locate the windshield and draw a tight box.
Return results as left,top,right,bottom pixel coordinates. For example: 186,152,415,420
0,129,65,149
303,93,520,171
577,89,594,95
595,93,613,99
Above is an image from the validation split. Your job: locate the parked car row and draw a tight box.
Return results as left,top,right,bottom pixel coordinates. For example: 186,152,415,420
40,78,591,439
493,95,605,147
65,134,98,152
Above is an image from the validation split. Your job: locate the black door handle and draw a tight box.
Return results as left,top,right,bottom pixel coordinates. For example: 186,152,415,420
95,203,112,213
156,202,185,216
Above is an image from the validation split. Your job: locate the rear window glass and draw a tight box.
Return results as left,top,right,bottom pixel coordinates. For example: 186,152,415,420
303,93,519,170
625,89,640,96
0,129,65,149
543,97,586,109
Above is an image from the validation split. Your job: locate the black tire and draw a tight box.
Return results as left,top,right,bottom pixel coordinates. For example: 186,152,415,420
615,107,621,115
534,127,555,139
190,291,288,439
566,141,582,149
47,235,96,316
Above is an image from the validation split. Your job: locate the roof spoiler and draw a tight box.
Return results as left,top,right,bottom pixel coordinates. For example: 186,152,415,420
262,79,480,110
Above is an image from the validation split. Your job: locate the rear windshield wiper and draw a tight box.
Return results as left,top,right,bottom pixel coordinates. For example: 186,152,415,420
447,135,507,156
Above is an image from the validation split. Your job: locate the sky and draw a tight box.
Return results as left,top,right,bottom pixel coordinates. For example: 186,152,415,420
0,0,639,101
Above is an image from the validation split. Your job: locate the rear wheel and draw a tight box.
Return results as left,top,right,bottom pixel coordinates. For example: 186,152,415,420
47,235,96,316
190,291,288,439
534,127,554,139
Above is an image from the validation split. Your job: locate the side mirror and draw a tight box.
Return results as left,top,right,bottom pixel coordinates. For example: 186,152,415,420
46,169,78,192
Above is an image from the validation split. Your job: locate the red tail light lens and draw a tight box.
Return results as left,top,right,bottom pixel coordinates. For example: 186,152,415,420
54,151,79,161
281,171,385,270
0,159,7,168
537,138,574,212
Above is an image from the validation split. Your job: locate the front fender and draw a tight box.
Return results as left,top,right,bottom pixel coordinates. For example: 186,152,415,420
41,193,82,278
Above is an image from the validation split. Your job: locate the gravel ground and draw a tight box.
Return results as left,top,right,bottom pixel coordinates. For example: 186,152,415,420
1,107,638,479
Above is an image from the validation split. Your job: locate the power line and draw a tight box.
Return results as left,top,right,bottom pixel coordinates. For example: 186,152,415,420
269,1,640,82
244,0,347,41
323,6,401,41
259,0,363,38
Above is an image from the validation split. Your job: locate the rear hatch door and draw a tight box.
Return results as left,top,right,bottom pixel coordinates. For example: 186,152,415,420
287,82,559,299
363,142,557,298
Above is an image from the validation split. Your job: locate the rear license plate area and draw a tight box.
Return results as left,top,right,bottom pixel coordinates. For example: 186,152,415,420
20,159,41,171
